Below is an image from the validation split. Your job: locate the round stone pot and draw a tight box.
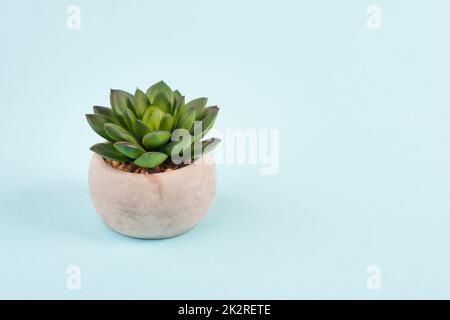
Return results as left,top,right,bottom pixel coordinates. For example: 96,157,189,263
88,154,216,239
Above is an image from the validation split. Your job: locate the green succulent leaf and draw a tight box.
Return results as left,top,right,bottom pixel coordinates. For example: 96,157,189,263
146,81,174,109
135,120,151,142
185,97,207,119
177,109,196,130
90,143,131,162
173,90,182,100
142,106,156,124
194,106,219,137
104,123,138,144
146,107,164,131
172,90,182,113
159,113,174,131
113,142,145,159
198,105,219,120
93,106,117,123
173,95,186,127
110,89,134,119
123,106,137,133
192,138,221,159
123,91,136,113
134,152,168,168
86,114,114,141
133,88,149,119
142,131,171,149
152,92,172,113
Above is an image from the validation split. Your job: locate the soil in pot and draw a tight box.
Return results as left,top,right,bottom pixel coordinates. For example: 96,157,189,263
104,157,189,174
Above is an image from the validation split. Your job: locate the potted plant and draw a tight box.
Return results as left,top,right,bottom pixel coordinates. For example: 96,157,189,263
86,81,220,239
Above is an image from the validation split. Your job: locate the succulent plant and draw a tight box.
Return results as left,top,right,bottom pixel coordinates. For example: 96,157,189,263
86,81,220,168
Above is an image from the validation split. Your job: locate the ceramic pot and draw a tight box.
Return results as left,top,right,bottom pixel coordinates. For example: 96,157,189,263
88,154,216,239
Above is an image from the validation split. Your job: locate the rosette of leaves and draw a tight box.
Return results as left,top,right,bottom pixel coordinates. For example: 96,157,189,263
86,81,220,168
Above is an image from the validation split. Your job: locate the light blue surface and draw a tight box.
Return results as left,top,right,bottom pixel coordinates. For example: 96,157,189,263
1,0,449,299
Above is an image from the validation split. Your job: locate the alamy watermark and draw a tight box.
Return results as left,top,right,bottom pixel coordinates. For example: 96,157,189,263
66,265,81,290
169,125,280,176
212,128,279,176
366,265,381,290
366,5,381,30
66,5,81,30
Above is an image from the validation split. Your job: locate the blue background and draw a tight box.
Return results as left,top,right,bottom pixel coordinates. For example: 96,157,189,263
1,0,449,299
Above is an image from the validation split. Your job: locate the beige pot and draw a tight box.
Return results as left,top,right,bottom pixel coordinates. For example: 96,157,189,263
88,154,217,239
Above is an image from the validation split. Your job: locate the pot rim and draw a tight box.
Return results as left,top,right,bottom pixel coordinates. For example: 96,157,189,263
92,153,214,177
